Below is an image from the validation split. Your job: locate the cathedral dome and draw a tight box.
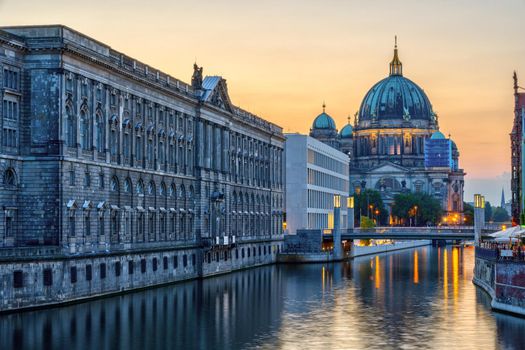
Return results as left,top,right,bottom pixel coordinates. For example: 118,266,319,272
430,131,446,139
340,123,353,138
358,41,434,123
312,103,336,130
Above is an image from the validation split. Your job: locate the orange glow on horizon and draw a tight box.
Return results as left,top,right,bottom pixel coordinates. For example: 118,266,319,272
1,0,524,185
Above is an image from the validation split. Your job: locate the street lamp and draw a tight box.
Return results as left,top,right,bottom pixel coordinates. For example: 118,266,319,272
414,205,418,226
333,194,341,208
347,196,354,209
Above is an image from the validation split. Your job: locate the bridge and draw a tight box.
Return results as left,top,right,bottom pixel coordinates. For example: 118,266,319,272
321,226,498,241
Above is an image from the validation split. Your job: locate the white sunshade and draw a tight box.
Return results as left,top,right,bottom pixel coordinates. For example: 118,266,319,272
489,225,525,239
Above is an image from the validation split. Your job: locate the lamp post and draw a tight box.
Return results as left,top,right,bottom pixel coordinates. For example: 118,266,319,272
414,205,418,227
347,196,355,230
333,194,342,260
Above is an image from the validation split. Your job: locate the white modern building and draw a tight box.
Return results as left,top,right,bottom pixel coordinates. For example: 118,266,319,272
285,133,350,234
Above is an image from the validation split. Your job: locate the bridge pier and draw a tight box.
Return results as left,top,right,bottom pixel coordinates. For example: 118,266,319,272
474,194,486,246
432,239,446,247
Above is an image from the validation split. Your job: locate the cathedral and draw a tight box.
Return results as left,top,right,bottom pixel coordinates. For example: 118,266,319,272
310,40,465,222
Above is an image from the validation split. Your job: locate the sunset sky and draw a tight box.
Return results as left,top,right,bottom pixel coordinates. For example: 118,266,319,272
1,0,524,203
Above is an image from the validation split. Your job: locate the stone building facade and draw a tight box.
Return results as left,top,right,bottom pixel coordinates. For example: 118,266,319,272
0,25,284,311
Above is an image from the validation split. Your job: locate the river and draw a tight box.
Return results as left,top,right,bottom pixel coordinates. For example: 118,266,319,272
1,246,525,349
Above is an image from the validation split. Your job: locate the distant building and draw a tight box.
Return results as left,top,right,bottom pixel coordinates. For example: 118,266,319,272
285,134,349,234
308,40,465,222
510,72,525,224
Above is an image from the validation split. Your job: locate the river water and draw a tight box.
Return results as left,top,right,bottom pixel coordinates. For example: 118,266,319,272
1,246,525,350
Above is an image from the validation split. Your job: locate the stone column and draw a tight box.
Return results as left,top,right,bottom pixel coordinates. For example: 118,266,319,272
347,196,355,231
474,194,485,246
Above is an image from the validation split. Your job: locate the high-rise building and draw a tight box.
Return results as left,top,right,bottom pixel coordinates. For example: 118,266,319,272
510,72,525,224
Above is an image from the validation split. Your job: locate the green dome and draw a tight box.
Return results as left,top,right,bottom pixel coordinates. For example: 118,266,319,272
340,124,353,138
430,131,445,140
312,112,336,130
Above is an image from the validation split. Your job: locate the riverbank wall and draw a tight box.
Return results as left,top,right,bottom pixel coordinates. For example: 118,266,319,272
351,240,431,258
0,239,283,313
473,247,525,317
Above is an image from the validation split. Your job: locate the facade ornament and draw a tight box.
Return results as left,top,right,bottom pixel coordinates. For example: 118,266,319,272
191,63,203,89
403,106,411,121
354,111,359,126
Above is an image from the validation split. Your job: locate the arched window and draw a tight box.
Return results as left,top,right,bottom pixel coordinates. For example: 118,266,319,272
96,111,105,152
110,176,119,192
124,178,132,193
80,109,90,150
4,168,15,186
169,183,176,197
148,181,155,196
136,180,144,195
160,182,167,197
66,105,76,147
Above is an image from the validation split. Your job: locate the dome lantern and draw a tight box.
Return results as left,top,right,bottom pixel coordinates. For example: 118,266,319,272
389,36,403,76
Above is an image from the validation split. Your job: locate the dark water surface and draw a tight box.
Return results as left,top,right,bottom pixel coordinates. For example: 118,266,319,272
1,246,525,350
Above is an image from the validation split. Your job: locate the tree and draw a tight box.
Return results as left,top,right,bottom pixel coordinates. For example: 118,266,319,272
391,192,443,226
354,189,387,225
463,202,474,225
484,201,493,222
492,207,510,222
359,216,375,246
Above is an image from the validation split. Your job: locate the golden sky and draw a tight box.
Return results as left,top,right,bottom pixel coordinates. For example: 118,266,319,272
1,0,524,202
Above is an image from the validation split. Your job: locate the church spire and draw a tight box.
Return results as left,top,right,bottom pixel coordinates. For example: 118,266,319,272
389,36,403,76
322,101,326,113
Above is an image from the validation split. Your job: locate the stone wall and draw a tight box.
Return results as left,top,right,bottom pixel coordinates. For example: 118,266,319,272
0,240,282,312
473,247,525,317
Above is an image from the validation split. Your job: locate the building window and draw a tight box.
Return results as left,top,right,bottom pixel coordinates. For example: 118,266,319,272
99,173,105,188
163,256,168,270
43,268,53,286
183,254,188,267
84,172,90,187
86,264,92,281
152,257,158,272
69,214,76,237
115,261,121,277
100,263,106,279
80,110,90,150
13,270,23,288
3,168,15,186
66,106,76,147
128,260,134,274
173,255,178,269
141,259,146,273
69,170,75,186
84,214,91,236
96,112,105,152
192,254,196,266
2,127,17,148
70,266,77,284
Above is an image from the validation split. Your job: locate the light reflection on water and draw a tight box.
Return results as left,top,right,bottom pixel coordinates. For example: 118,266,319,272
1,246,525,350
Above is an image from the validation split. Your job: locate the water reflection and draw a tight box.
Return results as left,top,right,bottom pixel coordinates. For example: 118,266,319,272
1,247,524,349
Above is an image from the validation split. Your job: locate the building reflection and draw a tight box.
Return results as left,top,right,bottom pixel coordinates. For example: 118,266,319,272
1,247,524,350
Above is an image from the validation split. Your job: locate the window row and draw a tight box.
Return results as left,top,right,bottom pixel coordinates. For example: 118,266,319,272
2,127,16,147
3,68,19,90
308,149,348,174
2,99,19,120
205,244,280,263
12,254,195,289
308,168,349,192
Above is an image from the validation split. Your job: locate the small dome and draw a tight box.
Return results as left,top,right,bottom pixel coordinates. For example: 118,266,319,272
450,139,458,150
430,131,446,140
312,112,336,130
340,124,353,138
